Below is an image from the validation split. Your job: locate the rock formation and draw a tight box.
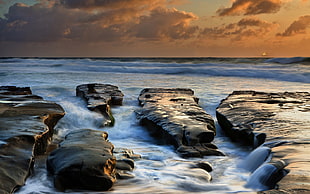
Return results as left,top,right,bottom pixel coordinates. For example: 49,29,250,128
0,86,65,194
76,83,124,126
47,129,116,191
113,148,141,179
216,91,310,192
48,84,137,191
136,88,224,158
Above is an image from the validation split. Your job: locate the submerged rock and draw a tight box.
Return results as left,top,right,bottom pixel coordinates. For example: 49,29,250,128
246,160,289,190
76,83,124,126
192,161,213,173
113,148,141,179
0,86,65,194
216,91,310,192
238,146,271,173
136,88,224,158
47,129,116,191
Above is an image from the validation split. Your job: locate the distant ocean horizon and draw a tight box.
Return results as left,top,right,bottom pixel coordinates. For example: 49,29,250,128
1,56,309,193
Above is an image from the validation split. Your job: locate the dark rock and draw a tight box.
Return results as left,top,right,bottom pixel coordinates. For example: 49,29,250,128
238,146,271,173
113,148,141,179
116,158,135,171
246,160,289,190
136,88,224,158
113,148,142,160
116,172,135,179
0,86,32,95
46,129,116,191
76,83,124,126
0,86,65,194
194,161,213,172
216,91,310,192
177,144,225,158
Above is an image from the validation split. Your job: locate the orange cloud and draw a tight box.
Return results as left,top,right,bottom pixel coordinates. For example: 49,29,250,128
60,0,168,10
131,7,198,40
0,0,198,42
217,0,283,16
200,17,278,41
277,15,310,36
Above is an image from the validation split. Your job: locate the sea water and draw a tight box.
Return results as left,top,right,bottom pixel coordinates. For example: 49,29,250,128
0,57,309,193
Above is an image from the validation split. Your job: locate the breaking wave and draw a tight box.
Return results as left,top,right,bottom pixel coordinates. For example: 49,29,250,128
264,57,310,64
1,57,309,83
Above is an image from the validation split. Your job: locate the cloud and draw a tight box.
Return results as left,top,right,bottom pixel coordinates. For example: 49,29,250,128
277,15,310,36
0,0,198,43
200,17,278,41
0,3,74,42
60,0,166,10
216,0,283,16
131,7,198,41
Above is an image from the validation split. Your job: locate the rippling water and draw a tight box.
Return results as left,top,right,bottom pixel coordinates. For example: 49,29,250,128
1,57,309,193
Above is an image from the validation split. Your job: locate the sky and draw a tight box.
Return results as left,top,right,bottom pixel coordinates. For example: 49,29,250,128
0,0,309,57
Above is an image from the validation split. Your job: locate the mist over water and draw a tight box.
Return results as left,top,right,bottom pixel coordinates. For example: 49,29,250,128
1,57,309,193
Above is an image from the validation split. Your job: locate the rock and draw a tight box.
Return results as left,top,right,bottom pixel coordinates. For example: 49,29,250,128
76,83,124,126
136,88,224,158
216,91,310,192
0,86,65,194
238,146,271,173
193,161,213,172
113,148,142,160
113,148,141,179
246,160,289,190
46,129,116,191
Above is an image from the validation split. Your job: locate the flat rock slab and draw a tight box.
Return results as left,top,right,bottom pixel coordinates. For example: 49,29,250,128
0,86,65,194
216,91,310,193
136,88,224,158
47,129,116,191
76,83,124,126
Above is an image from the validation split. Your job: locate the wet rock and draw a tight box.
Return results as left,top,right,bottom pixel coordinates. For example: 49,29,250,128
76,83,124,126
136,88,224,158
192,161,213,172
113,148,141,179
238,146,271,173
216,91,310,192
246,160,289,190
0,86,65,194
114,148,142,160
46,129,116,191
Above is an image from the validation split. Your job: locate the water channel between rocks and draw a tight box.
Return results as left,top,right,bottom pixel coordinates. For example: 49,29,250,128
1,57,309,193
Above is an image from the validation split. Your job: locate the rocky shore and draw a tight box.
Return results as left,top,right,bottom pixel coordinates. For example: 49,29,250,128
0,86,65,193
216,91,310,193
0,86,309,193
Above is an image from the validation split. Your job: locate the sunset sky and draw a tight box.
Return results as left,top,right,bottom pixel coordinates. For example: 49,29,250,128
0,0,309,57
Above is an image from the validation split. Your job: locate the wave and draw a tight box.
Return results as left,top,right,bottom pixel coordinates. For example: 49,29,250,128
264,57,310,64
1,57,309,83
57,60,310,83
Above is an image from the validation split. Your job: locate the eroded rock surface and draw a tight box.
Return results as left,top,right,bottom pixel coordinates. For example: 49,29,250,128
216,91,310,193
136,88,224,158
113,148,141,179
47,129,116,191
76,83,124,126
0,86,65,194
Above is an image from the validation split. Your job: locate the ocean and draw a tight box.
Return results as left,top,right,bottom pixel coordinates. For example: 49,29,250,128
0,57,309,193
